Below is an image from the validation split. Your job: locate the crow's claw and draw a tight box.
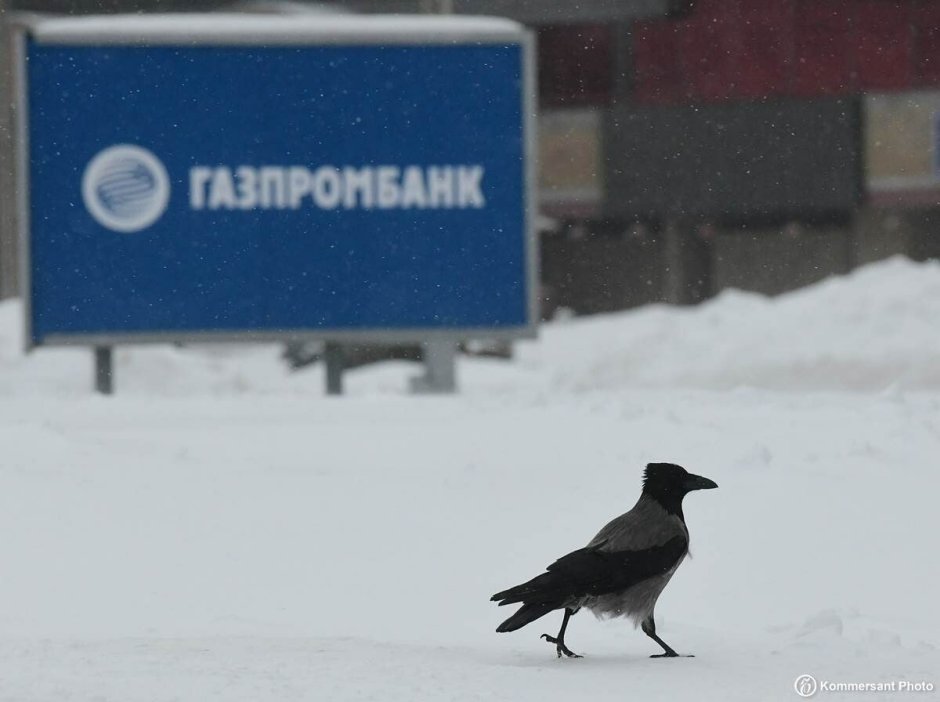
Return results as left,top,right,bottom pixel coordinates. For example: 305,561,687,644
541,634,582,658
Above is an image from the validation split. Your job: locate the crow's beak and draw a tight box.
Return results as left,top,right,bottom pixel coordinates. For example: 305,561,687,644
685,473,718,491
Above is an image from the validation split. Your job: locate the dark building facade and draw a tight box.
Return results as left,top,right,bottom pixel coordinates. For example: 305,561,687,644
534,0,940,312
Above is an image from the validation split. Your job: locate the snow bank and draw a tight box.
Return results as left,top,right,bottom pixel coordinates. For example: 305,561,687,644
520,256,940,393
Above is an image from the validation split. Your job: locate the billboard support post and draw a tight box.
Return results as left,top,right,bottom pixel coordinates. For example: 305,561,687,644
94,346,113,396
410,340,457,394
324,343,344,396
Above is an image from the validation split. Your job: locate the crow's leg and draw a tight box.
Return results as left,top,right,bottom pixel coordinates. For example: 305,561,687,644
642,615,693,658
540,608,582,658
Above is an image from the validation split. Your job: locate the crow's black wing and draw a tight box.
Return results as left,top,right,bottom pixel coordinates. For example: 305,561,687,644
491,535,688,607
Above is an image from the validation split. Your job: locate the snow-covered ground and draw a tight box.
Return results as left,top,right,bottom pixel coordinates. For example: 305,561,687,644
1,256,938,701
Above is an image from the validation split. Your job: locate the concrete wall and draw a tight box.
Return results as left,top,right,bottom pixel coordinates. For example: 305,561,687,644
540,223,666,316
712,224,855,298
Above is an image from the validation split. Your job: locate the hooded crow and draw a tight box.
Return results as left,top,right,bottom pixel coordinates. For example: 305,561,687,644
491,462,717,658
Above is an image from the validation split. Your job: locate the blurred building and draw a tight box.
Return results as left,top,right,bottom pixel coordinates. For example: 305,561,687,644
3,0,940,312
529,0,940,312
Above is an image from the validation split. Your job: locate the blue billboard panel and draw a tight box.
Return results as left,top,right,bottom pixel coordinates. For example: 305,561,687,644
23,34,533,345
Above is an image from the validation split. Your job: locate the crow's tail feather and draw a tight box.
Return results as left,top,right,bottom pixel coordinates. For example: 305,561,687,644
495,602,557,633
491,572,556,606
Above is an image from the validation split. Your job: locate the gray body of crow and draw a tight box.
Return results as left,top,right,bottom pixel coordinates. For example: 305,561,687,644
574,494,689,625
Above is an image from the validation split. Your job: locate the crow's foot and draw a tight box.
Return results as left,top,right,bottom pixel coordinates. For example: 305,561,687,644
540,634,582,658
650,652,694,658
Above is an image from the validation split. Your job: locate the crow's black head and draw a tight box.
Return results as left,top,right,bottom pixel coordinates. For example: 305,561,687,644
642,462,717,517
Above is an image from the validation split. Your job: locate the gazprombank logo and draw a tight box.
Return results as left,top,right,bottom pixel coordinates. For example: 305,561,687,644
81,144,486,230
82,145,170,233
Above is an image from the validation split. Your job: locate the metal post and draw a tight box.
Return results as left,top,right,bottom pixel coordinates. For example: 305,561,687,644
94,346,113,395
662,219,683,305
324,342,344,396
0,0,18,299
410,340,457,394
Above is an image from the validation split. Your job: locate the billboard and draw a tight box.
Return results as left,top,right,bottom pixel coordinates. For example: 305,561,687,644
16,15,536,347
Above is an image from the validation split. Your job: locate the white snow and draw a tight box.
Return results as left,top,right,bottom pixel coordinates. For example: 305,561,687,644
0,255,938,700
29,13,524,45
